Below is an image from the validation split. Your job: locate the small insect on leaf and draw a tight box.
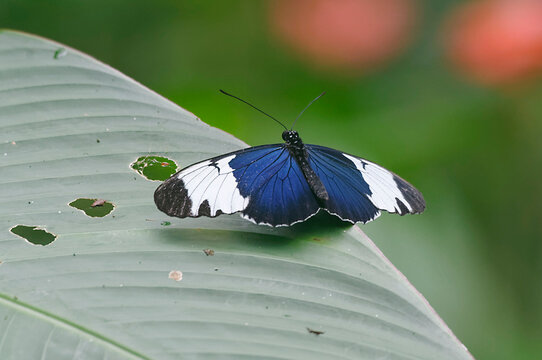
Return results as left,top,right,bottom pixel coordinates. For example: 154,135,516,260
91,199,106,207
69,198,114,217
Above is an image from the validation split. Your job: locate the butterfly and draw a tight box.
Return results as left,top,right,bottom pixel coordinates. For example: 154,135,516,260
154,91,425,227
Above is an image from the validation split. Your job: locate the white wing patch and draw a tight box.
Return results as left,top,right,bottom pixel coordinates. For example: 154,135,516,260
343,154,412,214
176,155,248,216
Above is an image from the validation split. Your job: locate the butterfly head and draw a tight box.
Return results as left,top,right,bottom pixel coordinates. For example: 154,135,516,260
282,130,302,145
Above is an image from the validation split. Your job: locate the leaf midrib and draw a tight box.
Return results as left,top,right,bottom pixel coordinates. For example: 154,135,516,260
0,293,150,360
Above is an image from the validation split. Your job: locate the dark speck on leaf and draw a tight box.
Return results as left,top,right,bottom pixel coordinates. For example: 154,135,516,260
96,139,100,143
307,327,324,336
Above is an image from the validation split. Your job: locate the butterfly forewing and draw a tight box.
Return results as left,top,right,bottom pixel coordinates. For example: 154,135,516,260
305,144,425,223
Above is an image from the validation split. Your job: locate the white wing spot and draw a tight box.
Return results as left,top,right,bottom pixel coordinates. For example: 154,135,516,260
176,155,248,216
343,154,411,214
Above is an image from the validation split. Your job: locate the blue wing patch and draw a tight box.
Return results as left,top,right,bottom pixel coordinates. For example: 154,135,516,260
306,144,425,223
229,146,319,226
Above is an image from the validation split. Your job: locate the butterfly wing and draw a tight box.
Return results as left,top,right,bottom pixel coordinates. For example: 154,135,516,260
154,144,320,226
305,144,426,224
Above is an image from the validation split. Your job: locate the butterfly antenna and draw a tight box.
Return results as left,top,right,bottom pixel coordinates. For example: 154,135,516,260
291,91,326,130
219,89,288,130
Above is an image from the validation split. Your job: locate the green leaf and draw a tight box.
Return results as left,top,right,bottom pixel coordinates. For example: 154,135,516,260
0,30,472,359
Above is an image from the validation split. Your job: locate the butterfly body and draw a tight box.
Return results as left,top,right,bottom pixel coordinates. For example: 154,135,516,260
154,130,425,227
282,130,328,204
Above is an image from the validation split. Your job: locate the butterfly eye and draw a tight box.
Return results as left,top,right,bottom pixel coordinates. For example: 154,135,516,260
281,130,289,141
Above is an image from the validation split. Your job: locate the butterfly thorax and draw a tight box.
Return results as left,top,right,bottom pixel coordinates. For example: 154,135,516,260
282,130,329,203
282,130,304,156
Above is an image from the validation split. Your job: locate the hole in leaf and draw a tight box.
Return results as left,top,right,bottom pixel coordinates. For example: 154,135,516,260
10,225,57,246
53,47,67,59
69,198,114,217
131,155,177,181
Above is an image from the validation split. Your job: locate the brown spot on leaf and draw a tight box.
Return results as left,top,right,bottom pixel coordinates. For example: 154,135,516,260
203,249,215,256
307,327,324,336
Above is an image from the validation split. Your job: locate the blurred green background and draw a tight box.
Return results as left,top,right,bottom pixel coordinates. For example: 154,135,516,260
1,0,541,359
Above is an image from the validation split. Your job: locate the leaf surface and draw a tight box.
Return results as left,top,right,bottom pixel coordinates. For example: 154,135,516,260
0,30,472,360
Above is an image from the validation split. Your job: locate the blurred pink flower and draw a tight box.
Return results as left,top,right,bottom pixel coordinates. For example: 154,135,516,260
269,0,418,74
445,0,542,86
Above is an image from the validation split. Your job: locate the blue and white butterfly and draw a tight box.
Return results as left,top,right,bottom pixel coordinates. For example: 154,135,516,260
154,91,425,227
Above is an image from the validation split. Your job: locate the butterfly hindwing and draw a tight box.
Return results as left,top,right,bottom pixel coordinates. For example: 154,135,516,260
306,144,425,224
154,145,320,226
